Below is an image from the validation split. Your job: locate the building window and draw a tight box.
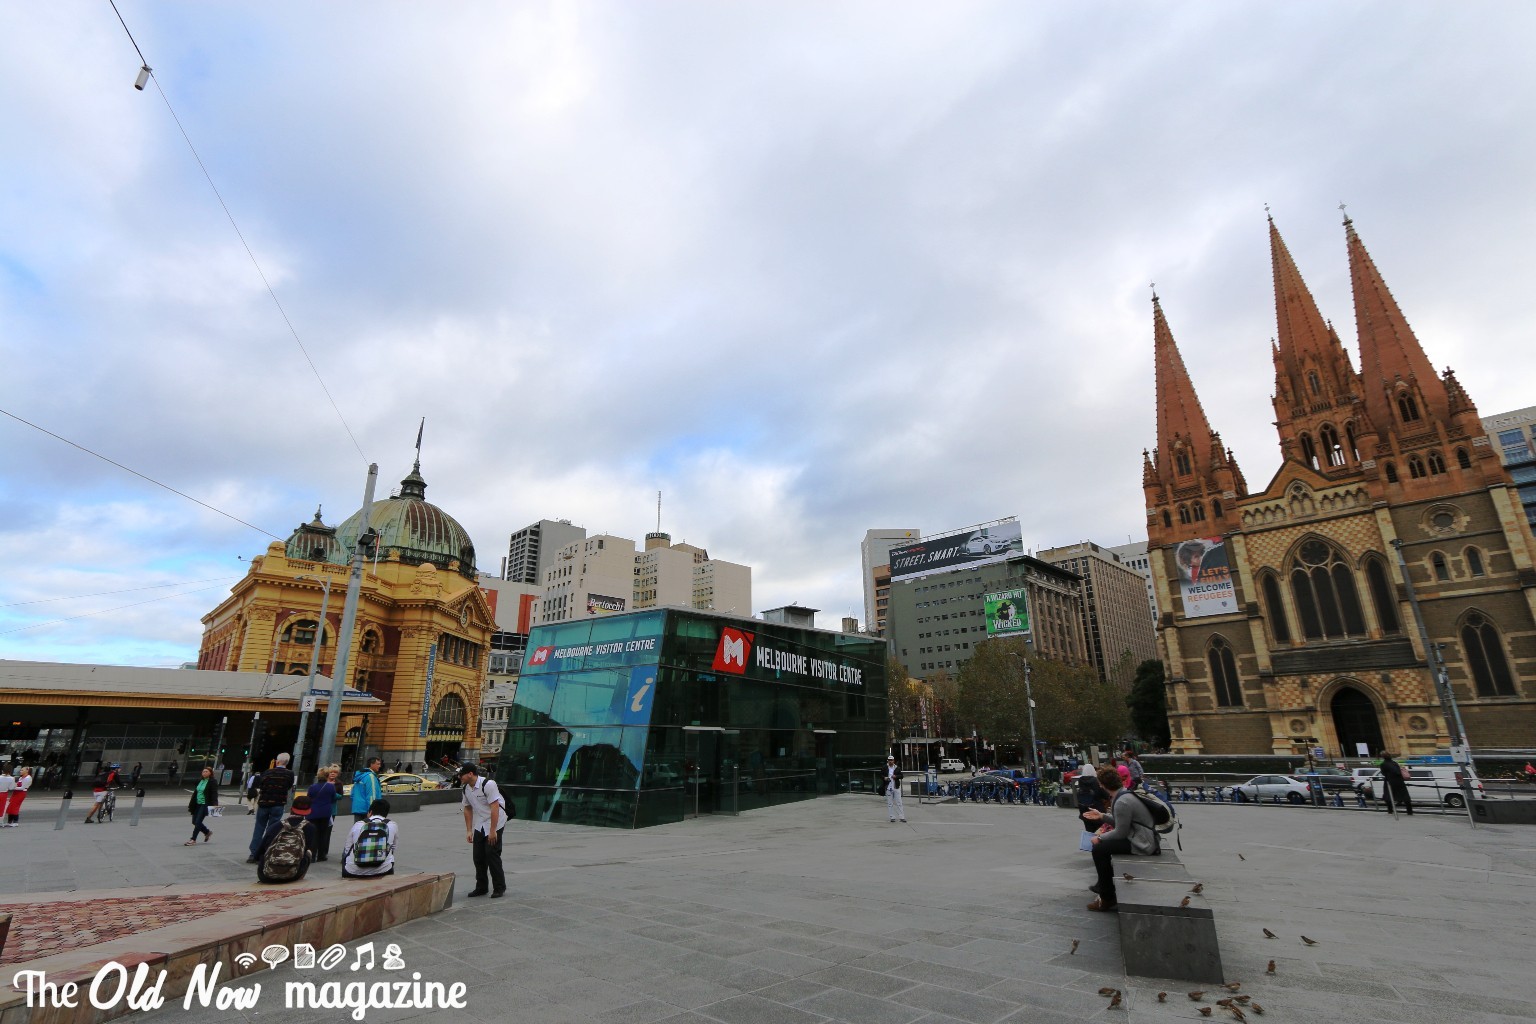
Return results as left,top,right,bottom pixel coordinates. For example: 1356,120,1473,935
1207,636,1243,707
1212,499,1222,518
1175,448,1192,475
1178,505,1191,525
1307,371,1321,395
1384,461,1399,484
1346,422,1360,461
1427,450,1446,475
1289,539,1366,640
1363,556,1400,634
1192,501,1206,522
1466,547,1485,577
1162,510,1172,528
1300,433,1319,470
1260,572,1291,645
282,619,320,645
1462,613,1516,697
1408,455,1426,479
1321,424,1345,466
1431,552,1450,581
1456,447,1472,470
1397,392,1421,423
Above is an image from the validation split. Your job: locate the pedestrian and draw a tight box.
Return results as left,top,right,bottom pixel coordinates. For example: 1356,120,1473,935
245,769,261,814
459,766,510,898
1379,752,1413,816
1075,762,1108,833
0,767,14,825
82,765,114,823
1082,765,1158,912
1123,750,1144,791
184,765,219,845
884,755,906,823
4,767,32,826
350,756,383,822
130,762,143,788
307,764,341,862
255,793,317,883
246,752,295,863
341,799,398,878
393,760,402,773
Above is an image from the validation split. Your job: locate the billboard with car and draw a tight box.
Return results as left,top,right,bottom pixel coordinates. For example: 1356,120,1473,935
889,521,1023,581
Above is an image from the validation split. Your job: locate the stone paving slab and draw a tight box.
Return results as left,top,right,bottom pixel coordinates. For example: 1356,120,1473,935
3,792,1535,1024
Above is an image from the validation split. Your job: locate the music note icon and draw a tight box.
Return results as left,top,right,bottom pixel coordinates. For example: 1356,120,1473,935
350,941,375,971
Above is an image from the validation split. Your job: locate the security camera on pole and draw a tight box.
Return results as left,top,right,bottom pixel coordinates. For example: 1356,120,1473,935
317,464,378,770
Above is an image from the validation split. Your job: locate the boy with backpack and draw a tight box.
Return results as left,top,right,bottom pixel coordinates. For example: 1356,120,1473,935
1080,766,1177,912
342,799,397,878
255,793,317,883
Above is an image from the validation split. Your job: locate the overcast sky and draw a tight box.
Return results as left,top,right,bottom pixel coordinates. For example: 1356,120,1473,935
3,3,1534,667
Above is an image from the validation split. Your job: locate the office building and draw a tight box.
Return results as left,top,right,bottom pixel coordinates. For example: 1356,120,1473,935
1107,540,1160,624
1144,214,1536,756
1482,406,1536,529
634,533,708,609
861,528,920,635
537,534,637,624
1038,541,1160,690
505,519,586,585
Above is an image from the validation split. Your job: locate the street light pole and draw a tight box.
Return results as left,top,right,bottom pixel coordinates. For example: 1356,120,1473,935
291,573,334,783
1009,652,1040,778
319,464,378,770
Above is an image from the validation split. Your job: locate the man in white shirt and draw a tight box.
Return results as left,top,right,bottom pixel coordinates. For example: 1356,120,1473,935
885,756,906,823
460,766,510,898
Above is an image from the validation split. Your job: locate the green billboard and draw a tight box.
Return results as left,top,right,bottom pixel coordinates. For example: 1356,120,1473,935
984,589,1030,635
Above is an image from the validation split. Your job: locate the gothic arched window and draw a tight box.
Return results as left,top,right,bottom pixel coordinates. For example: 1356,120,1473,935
1175,448,1192,475
1397,392,1421,423
1260,571,1291,645
1466,547,1485,577
1208,636,1244,707
1308,371,1322,395
1300,433,1319,470
1427,450,1446,475
1408,455,1426,479
1363,555,1400,634
1321,424,1345,466
1289,539,1366,641
1192,501,1206,522
1384,461,1399,483
1346,422,1361,461
1431,552,1450,581
1456,447,1472,470
1462,613,1515,696
282,619,319,645
1212,499,1223,518
1162,510,1172,528
1178,505,1191,525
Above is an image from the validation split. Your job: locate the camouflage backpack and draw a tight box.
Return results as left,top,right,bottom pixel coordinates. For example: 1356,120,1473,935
261,820,308,882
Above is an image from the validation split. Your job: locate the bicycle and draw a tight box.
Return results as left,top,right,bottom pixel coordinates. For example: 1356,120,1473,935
101,788,117,822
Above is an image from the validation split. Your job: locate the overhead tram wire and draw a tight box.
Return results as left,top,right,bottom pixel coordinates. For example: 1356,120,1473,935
0,406,284,541
107,0,367,465
0,576,240,609
0,582,234,636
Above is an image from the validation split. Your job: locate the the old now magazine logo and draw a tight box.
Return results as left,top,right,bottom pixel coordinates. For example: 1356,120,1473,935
711,626,753,674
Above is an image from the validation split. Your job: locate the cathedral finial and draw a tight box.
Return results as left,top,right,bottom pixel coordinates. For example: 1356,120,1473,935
1265,202,1272,222
1339,201,1351,226
1150,281,1158,303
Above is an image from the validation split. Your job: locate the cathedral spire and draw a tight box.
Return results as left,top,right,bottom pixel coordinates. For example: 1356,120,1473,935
1270,214,1356,395
1346,214,1446,431
1153,292,1217,473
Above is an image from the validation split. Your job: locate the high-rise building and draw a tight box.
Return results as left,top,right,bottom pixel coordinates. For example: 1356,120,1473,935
634,533,708,609
884,555,1088,681
1144,213,1536,756
1037,541,1159,690
537,534,637,624
1106,540,1160,624
692,557,751,615
861,528,920,634
536,530,753,624
505,519,586,584
1482,406,1536,529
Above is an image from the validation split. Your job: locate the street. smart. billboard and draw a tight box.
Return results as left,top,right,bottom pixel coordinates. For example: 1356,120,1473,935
888,521,1024,581
984,589,1030,635
1174,536,1236,617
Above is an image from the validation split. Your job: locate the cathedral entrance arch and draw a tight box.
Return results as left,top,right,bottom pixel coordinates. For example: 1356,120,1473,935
1329,685,1385,758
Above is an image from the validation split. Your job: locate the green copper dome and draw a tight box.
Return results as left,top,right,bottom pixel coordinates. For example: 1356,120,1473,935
332,462,478,580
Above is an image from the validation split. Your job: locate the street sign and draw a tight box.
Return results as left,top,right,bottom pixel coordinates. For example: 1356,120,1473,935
1312,746,1325,758
308,688,371,700
300,695,318,713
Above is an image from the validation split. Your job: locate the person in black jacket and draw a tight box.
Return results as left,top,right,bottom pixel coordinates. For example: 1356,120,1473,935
884,756,906,823
185,766,219,845
247,752,295,863
1076,763,1108,832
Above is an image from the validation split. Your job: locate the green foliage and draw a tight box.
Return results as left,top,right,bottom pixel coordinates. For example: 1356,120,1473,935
1125,658,1171,748
956,638,1132,751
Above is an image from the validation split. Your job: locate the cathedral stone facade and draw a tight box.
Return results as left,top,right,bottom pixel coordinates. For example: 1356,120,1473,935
1144,215,1536,757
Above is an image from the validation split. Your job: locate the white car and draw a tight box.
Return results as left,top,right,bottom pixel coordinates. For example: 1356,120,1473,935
939,758,965,773
1234,774,1311,803
1403,764,1486,808
1350,767,1380,798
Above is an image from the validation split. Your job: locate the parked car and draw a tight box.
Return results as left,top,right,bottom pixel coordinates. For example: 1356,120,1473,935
1234,774,1311,803
1403,764,1486,808
939,758,965,773
1298,766,1356,792
1350,767,1380,798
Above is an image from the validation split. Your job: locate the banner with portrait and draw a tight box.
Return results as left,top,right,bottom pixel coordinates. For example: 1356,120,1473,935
1174,536,1236,618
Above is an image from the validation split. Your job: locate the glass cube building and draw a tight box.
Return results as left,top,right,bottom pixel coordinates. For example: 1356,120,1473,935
492,608,889,828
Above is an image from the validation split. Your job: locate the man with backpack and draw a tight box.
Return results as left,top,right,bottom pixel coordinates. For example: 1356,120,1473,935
1082,766,1162,913
247,752,295,863
460,766,510,898
255,792,317,883
342,799,397,878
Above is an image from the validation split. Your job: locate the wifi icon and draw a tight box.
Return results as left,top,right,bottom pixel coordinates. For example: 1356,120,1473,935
234,953,259,970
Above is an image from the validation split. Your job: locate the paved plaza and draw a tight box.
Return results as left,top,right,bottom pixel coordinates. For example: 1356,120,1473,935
3,790,1534,1024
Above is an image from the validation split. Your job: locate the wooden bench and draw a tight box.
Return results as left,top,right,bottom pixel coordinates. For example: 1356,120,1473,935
1113,847,1225,983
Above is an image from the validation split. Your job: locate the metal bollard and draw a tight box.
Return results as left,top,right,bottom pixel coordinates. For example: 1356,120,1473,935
55,790,73,830
130,788,146,826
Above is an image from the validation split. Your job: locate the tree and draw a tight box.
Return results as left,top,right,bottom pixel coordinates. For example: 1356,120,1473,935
1125,659,1171,748
887,657,922,738
957,638,1133,757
